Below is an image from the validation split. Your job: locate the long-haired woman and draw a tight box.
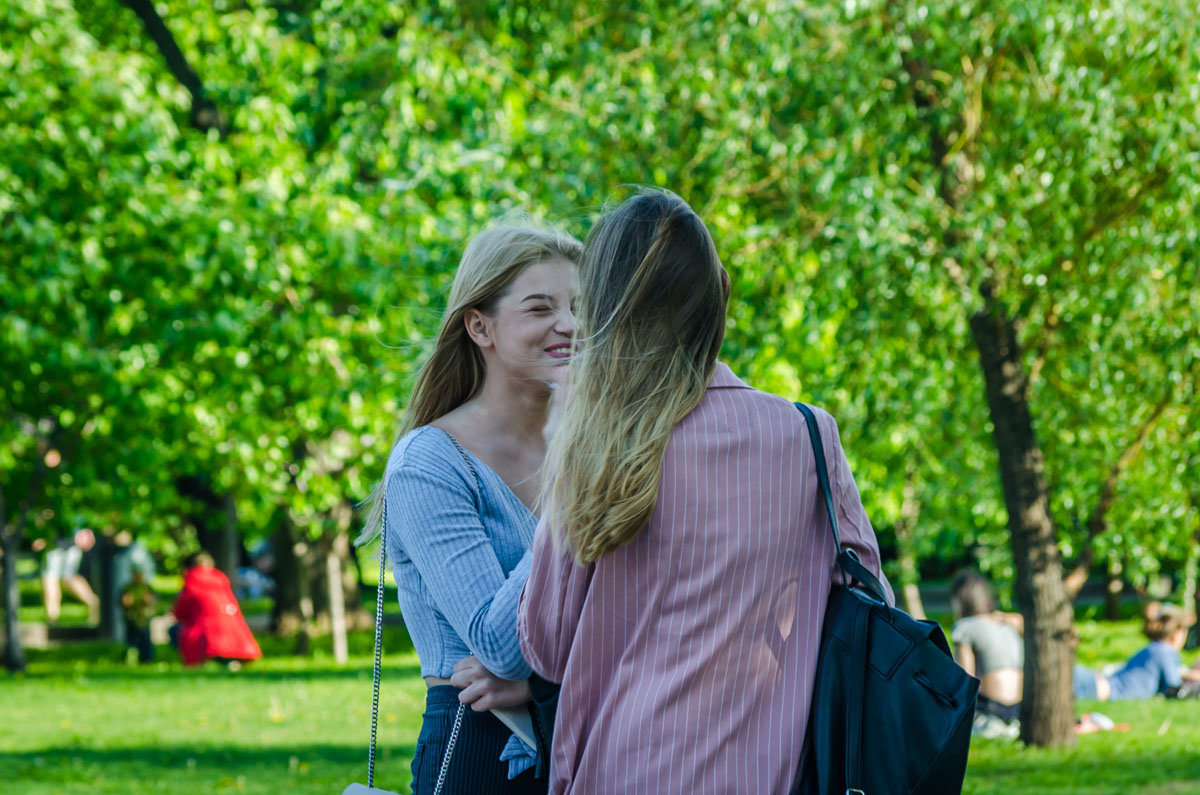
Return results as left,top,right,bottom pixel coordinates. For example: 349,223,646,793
518,190,893,794
949,570,1023,737
365,223,580,793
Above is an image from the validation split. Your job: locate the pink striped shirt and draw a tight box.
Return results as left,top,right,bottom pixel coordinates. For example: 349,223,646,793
518,363,893,795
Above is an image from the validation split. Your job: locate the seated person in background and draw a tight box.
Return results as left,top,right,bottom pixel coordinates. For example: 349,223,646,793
121,570,158,664
950,570,1023,736
40,529,100,624
171,552,262,668
1075,602,1199,701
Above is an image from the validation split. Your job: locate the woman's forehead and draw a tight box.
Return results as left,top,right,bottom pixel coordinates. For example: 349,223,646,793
507,258,578,297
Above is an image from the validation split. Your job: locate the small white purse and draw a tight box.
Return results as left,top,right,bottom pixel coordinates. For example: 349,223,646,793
342,785,397,795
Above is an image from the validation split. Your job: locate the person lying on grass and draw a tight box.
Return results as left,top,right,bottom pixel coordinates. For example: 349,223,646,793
1074,602,1200,702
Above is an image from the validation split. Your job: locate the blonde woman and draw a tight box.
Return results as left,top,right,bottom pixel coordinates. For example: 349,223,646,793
366,224,580,793
518,190,892,794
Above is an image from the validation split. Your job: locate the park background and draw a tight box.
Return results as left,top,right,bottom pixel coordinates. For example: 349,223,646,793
2,0,1199,792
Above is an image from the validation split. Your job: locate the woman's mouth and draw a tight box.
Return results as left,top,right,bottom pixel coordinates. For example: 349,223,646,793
545,343,571,359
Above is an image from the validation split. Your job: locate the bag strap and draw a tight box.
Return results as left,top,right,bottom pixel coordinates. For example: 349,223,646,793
369,492,468,795
794,403,889,606
368,430,479,791
844,588,870,792
367,500,388,789
442,430,482,492
794,402,874,794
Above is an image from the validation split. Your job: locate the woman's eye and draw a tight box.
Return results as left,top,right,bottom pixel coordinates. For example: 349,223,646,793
530,306,551,313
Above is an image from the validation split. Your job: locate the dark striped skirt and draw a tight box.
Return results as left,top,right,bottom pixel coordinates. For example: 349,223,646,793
410,685,546,795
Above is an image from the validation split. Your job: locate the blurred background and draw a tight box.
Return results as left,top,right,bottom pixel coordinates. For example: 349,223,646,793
2,0,1198,792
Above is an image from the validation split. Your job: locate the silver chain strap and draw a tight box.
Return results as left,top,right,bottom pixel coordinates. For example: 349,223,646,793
432,702,466,795
369,433,479,792
367,501,389,789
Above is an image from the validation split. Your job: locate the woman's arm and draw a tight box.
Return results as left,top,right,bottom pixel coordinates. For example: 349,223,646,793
820,408,895,605
388,454,532,680
450,655,532,711
518,517,594,683
955,642,978,677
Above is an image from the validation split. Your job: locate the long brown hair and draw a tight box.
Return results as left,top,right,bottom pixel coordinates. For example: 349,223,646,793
360,223,582,543
542,190,727,564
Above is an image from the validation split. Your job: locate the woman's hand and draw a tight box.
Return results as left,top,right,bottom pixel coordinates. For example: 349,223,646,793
450,655,531,712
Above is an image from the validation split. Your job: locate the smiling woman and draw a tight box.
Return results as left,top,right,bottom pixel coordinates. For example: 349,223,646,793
359,223,581,794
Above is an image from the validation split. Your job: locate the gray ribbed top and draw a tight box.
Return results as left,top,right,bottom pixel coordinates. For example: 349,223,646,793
384,425,536,680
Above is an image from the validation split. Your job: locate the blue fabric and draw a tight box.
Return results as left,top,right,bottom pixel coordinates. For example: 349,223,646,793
385,425,538,779
410,686,544,794
385,426,536,680
1106,641,1183,700
1073,664,1098,701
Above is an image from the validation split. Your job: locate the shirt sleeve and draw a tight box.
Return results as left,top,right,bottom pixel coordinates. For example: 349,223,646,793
518,516,593,684
1154,643,1184,691
950,619,968,648
386,452,532,680
820,407,896,606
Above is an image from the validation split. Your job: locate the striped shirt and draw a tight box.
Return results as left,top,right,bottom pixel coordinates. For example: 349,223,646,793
384,425,535,681
518,363,893,795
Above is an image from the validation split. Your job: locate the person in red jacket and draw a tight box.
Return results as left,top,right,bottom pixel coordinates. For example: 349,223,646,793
171,551,262,667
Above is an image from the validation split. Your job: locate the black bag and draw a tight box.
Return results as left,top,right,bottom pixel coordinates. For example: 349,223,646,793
527,673,560,779
794,402,978,795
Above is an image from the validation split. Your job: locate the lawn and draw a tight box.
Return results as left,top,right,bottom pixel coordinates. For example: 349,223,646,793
0,630,426,795
3,606,1199,793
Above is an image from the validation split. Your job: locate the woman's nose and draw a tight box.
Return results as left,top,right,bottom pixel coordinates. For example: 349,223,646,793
556,306,576,336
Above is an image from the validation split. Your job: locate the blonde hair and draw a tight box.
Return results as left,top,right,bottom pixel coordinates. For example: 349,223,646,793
1142,602,1195,641
359,223,583,544
542,190,727,564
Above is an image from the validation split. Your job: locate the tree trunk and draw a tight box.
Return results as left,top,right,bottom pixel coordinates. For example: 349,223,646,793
327,551,348,665
270,517,304,634
1,483,26,672
970,298,1076,748
176,476,241,579
894,470,927,619
217,493,239,580
1190,493,1200,647
96,534,123,643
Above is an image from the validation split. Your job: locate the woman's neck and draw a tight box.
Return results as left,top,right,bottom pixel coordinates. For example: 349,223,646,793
458,374,551,448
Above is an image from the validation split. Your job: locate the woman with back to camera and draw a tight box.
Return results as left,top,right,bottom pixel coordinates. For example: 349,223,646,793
364,223,580,793
949,570,1023,738
517,190,893,794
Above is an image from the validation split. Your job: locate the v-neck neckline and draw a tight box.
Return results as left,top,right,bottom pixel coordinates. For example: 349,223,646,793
432,426,539,519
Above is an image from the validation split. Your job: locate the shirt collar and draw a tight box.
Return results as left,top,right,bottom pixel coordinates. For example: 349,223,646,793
708,361,748,390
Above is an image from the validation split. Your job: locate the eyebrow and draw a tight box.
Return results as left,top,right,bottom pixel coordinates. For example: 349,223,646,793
520,293,555,302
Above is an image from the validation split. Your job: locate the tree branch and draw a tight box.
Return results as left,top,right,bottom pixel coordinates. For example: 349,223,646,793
120,0,229,135
1064,388,1173,597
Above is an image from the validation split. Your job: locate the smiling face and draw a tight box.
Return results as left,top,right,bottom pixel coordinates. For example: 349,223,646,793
469,257,578,385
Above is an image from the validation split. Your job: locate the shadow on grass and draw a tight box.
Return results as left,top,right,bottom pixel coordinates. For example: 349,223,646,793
2,742,414,768
1,742,417,792
16,626,418,679
16,660,423,682
967,740,1200,794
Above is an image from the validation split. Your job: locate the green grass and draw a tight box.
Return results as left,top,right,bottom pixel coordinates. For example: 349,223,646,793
4,606,1200,793
0,630,426,795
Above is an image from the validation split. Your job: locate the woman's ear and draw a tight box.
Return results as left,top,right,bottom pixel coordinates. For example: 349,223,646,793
464,308,493,350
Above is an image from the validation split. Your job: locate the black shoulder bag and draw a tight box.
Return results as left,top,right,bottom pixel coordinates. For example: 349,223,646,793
794,403,978,795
